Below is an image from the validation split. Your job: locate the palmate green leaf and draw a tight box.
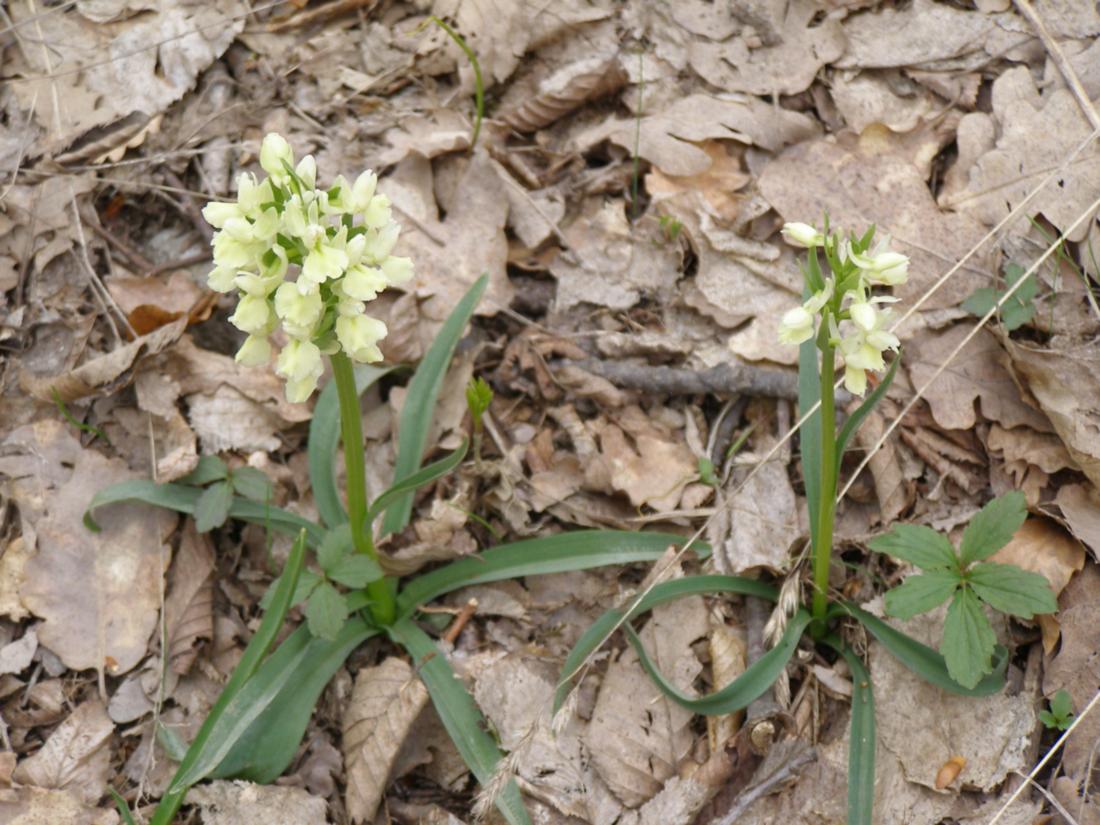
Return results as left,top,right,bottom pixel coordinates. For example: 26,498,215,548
84,480,324,546
398,530,712,617
554,575,776,712
209,617,376,783
316,523,353,572
163,531,308,797
942,588,998,690
366,441,468,526
388,617,530,825
967,562,1057,618
230,466,273,502
179,455,228,486
382,275,487,537
883,570,960,620
194,481,233,532
836,354,899,458
837,602,1006,696
959,491,1027,564
825,639,875,825
309,364,395,528
327,554,383,588
867,524,957,571
305,581,348,640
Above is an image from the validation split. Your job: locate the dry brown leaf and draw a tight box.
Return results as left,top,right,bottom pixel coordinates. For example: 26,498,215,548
12,701,113,804
20,318,187,403
0,175,98,275
586,594,708,807
1056,483,1100,561
942,66,1100,243
908,326,1051,432
855,408,909,525
342,657,429,823
5,0,244,157
0,537,33,622
164,522,215,676
986,424,1076,474
709,450,800,574
1042,563,1100,782
1005,337,1100,488
0,628,37,676
502,56,626,133
759,138,991,309
0,787,120,825
187,780,329,825
550,198,683,312
646,141,751,224
378,110,471,166
7,421,173,677
385,153,513,326
687,0,845,96
576,94,818,177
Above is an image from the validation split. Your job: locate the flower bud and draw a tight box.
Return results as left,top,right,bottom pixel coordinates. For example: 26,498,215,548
778,306,815,345
295,155,317,189
202,201,239,229
849,301,877,332
260,133,293,179
781,222,825,248
382,256,413,286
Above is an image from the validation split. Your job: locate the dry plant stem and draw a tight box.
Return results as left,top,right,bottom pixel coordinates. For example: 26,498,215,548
331,352,395,626
555,358,803,399
714,745,817,825
811,335,837,637
744,596,782,754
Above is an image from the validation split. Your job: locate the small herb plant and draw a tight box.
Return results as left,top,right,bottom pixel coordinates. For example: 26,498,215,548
1039,689,1075,731
962,261,1038,331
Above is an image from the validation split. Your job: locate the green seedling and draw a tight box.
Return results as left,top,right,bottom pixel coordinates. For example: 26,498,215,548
963,262,1038,331
1039,689,1075,731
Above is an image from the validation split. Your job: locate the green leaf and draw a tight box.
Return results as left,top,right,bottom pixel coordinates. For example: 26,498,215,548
837,602,1007,696
967,562,1057,618
1050,688,1074,720
868,524,958,571
179,455,228,486
166,531,308,793
388,618,531,825
466,376,493,427
230,467,273,502
366,441,468,526
827,640,874,825
381,274,487,537
290,569,323,607
327,554,383,589
836,354,899,458
194,481,233,532
399,531,712,617
305,582,349,640
942,588,998,690
109,789,139,825
962,287,998,318
316,523,353,573
959,491,1027,565
309,364,395,528
883,570,960,620
554,575,778,713
209,618,376,783
626,607,810,716
84,480,324,545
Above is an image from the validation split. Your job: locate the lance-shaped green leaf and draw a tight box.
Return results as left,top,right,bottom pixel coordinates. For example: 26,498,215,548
942,588,998,690
387,618,531,825
825,639,875,825
967,562,1057,618
366,441,468,526
959,491,1027,564
884,570,960,620
868,524,958,572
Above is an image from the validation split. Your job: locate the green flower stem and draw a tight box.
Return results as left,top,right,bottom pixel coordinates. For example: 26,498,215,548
331,352,396,625
812,332,838,637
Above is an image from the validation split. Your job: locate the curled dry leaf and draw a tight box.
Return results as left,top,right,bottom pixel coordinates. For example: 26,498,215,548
20,318,187,403
164,522,216,675
342,657,429,823
1056,483,1100,562
502,56,627,133
12,701,114,804
188,780,330,825
0,627,38,676
586,594,709,807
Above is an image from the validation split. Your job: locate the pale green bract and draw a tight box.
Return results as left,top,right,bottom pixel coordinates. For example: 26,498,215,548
202,133,413,402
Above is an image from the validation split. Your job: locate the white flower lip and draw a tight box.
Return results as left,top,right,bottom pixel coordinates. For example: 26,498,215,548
203,132,414,403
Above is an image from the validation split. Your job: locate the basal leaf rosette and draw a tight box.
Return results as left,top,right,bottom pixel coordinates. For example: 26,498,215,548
202,133,413,402
777,222,909,396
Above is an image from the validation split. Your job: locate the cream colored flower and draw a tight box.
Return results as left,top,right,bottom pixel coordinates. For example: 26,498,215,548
229,294,274,334
260,133,293,182
235,334,271,366
274,281,323,337
781,222,825,248
336,314,387,363
777,280,834,347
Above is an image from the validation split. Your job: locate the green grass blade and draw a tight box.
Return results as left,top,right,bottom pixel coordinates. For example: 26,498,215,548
799,328,823,548
309,364,394,528
836,354,899,457
553,575,776,712
625,607,810,716
427,17,484,148
381,274,488,537
156,531,308,814
109,789,138,825
398,531,711,616
836,602,1007,695
85,480,324,545
366,441,468,525
828,639,875,825
388,618,531,825
210,618,377,782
